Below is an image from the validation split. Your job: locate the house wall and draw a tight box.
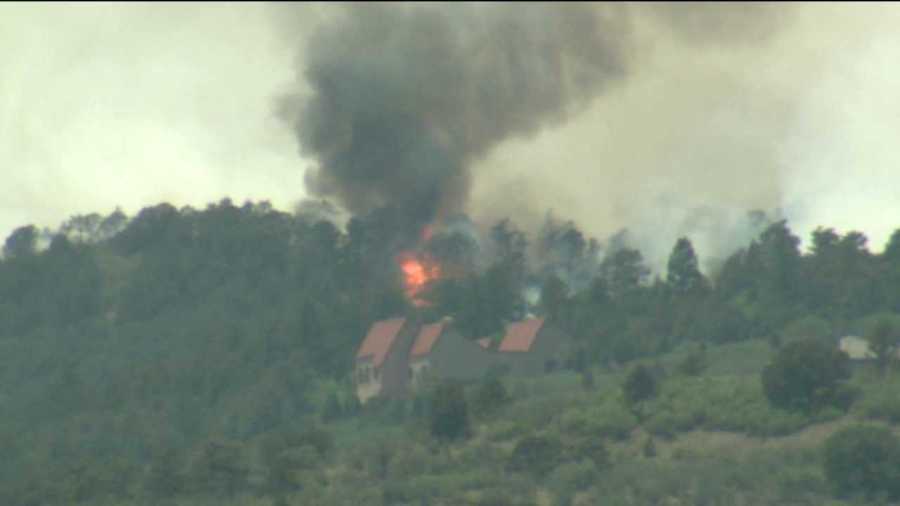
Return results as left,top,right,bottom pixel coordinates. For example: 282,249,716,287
428,329,497,382
354,358,382,405
501,325,573,376
409,357,433,389
377,322,418,399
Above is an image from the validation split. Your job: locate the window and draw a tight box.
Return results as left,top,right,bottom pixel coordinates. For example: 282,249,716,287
357,364,377,384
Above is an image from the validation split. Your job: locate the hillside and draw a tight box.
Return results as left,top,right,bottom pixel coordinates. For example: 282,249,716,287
1,200,900,505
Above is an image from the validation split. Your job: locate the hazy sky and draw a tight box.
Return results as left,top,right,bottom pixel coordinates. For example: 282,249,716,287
3,3,900,267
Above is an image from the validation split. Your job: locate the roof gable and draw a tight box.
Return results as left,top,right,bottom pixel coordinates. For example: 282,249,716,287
498,317,546,352
357,317,407,367
411,322,444,357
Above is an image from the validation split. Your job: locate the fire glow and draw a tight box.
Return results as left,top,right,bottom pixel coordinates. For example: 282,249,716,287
398,252,441,307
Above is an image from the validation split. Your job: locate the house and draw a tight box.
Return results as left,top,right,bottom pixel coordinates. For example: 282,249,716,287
495,317,573,376
353,315,576,404
839,335,900,363
839,335,876,361
408,318,497,389
354,317,419,405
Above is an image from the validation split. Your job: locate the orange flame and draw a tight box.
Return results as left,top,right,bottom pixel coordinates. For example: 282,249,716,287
399,252,440,307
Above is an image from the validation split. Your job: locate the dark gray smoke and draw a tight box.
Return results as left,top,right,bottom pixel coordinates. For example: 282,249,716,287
281,3,631,231
644,2,789,47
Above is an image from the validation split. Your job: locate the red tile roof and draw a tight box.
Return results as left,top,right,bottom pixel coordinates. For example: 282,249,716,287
356,317,406,368
411,322,444,357
498,317,546,352
477,337,492,349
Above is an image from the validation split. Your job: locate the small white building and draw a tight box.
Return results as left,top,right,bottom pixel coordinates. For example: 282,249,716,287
839,336,876,360
838,335,900,361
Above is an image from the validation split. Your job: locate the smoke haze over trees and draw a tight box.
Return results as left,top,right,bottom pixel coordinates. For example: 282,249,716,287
5,3,900,268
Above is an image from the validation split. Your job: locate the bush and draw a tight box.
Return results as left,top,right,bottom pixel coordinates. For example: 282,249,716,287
777,315,833,348
508,435,563,477
623,364,659,413
823,425,900,500
430,382,470,441
566,437,610,470
472,374,510,418
547,460,598,506
486,420,527,442
858,382,900,424
761,338,851,413
676,344,708,377
642,376,828,438
559,400,638,441
862,313,900,375
642,435,657,458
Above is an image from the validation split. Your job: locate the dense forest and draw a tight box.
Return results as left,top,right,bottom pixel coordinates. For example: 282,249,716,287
2,198,900,505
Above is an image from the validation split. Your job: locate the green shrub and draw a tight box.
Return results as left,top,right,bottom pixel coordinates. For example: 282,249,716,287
676,344,709,377
430,382,470,441
508,435,563,477
623,364,659,414
642,376,828,437
472,374,510,418
589,399,639,441
642,435,657,458
566,437,610,469
778,315,833,348
486,420,526,442
823,424,900,500
858,382,900,424
761,338,852,413
547,460,597,506
776,467,827,502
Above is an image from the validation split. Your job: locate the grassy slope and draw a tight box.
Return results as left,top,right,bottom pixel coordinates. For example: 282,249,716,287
72,339,900,506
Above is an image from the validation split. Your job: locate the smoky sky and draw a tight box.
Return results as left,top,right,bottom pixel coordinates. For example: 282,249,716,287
277,2,802,260
5,3,900,271
281,3,631,228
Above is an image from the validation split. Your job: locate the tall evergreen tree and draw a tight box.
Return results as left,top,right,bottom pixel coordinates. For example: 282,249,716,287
666,237,706,295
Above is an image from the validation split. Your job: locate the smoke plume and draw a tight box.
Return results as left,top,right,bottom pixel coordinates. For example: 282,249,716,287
281,3,631,232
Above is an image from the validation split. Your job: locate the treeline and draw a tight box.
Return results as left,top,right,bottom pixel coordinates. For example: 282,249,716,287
1,198,900,504
422,215,900,366
526,221,900,365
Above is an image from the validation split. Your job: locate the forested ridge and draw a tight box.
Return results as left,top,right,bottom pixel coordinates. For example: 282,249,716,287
2,198,900,505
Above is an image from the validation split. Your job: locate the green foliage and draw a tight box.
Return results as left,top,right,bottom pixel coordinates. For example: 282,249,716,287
777,315,833,348
623,363,659,415
559,398,638,441
508,435,563,477
567,436,610,469
6,199,900,505
857,379,900,424
580,368,596,390
539,274,569,321
2,225,37,258
642,375,838,438
762,338,852,413
143,447,183,500
823,425,900,500
642,435,657,458
187,440,249,497
472,374,511,418
430,382,471,441
676,343,709,377
601,247,650,299
666,237,707,295
863,313,900,375
547,459,598,506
